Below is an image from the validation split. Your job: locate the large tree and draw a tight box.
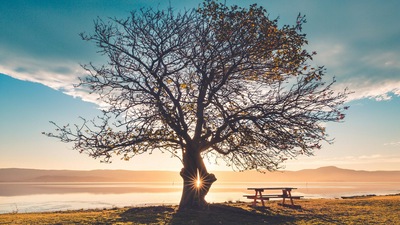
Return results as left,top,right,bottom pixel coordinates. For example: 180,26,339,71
45,1,348,210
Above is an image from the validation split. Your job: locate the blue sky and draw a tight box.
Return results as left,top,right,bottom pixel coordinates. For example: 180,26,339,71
1,0,399,171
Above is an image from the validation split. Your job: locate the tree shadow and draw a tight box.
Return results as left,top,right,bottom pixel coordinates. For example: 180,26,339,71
119,206,175,224
118,203,342,224
117,204,297,225
169,204,296,225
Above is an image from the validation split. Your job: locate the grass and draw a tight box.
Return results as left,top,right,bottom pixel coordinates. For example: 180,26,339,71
1,195,399,224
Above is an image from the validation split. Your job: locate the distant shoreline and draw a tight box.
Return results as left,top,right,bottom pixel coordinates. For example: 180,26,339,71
340,193,400,199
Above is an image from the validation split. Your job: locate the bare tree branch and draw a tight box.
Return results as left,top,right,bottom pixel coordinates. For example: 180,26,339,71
44,1,349,173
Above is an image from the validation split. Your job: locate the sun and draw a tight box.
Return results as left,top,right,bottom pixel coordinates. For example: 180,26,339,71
196,177,202,188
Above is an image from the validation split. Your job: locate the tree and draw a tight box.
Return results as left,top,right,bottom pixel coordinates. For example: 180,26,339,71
44,0,349,210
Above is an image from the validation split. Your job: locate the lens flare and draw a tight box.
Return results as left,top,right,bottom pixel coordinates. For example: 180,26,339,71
196,178,201,188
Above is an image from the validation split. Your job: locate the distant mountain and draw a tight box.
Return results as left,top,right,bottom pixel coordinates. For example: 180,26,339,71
1,166,399,183
213,166,400,182
0,168,180,182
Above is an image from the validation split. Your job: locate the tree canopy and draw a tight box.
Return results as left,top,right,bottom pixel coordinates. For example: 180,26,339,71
45,0,348,209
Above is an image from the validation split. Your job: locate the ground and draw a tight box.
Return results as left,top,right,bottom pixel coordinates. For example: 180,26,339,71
1,195,399,224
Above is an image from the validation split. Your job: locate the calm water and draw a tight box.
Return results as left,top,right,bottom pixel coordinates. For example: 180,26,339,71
1,182,399,214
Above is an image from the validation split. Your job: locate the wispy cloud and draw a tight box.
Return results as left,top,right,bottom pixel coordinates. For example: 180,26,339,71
359,154,382,159
311,40,400,102
0,56,78,90
384,141,400,147
362,52,400,70
335,79,400,102
0,52,104,106
307,0,400,103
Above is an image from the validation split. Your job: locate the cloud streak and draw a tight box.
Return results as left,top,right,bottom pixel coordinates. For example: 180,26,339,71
0,52,104,106
384,141,400,147
310,40,400,102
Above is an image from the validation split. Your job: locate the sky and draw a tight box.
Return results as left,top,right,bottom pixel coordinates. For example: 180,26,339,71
1,0,399,172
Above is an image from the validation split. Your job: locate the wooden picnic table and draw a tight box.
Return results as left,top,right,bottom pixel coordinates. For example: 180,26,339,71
244,187,302,208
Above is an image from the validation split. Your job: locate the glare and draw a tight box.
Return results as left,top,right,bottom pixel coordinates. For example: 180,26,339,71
196,178,201,188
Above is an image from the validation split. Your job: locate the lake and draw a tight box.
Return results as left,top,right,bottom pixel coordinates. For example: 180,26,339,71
1,182,399,214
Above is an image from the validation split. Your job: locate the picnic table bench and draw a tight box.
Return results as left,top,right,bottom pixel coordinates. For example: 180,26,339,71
244,187,303,208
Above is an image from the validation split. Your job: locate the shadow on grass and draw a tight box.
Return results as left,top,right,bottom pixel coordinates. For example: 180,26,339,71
298,208,342,225
120,206,175,224
119,204,297,225
170,204,297,225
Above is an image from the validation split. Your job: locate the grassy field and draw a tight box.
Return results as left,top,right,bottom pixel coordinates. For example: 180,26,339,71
1,195,399,224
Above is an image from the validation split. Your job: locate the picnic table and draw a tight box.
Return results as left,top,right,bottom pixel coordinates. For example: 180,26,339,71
243,187,303,208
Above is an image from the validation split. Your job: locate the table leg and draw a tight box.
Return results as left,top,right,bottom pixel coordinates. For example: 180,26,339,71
252,190,259,207
260,190,265,207
288,190,294,206
253,190,265,207
282,189,294,206
282,190,287,205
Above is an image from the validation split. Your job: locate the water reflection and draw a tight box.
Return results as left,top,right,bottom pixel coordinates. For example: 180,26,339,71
0,182,182,196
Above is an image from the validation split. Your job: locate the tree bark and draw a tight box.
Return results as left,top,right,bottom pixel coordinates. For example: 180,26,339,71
178,148,217,210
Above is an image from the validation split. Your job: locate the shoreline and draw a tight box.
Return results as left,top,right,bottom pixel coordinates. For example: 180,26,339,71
1,179,399,215
2,192,399,214
1,190,400,215
340,192,400,199
1,195,399,224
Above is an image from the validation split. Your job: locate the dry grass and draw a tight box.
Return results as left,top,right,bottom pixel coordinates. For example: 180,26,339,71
1,195,399,224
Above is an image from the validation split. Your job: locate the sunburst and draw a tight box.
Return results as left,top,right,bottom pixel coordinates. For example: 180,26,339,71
185,170,209,198
196,177,202,188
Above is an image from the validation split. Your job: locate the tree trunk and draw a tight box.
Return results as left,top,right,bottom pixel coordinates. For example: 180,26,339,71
178,148,217,210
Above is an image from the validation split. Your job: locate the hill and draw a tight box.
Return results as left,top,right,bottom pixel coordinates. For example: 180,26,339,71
1,166,399,183
0,168,179,182
214,166,400,182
